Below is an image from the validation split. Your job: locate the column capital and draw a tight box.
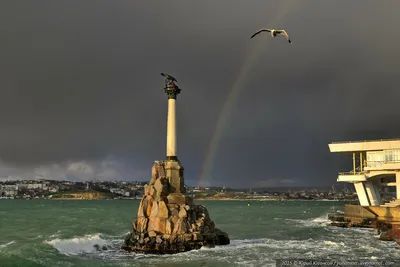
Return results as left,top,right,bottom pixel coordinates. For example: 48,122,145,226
161,73,182,99
164,83,181,99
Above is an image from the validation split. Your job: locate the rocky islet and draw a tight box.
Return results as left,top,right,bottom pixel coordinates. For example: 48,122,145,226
122,161,230,254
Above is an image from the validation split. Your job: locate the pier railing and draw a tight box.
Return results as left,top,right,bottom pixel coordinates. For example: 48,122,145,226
339,166,365,175
338,160,400,175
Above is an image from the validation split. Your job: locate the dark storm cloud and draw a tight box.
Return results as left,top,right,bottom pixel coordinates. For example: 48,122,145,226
0,1,400,186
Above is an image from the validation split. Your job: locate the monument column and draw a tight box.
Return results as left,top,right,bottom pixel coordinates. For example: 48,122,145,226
122,73,230,254
396,172,400,199
161,73,187,200
166,88,178,160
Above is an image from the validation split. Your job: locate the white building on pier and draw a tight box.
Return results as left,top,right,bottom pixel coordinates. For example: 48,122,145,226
329,139,400,207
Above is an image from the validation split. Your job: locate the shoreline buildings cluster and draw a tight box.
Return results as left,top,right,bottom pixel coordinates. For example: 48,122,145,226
0,178,367,201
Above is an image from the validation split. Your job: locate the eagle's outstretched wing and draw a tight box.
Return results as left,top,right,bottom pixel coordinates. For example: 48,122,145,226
250,28,272,39
160,73,177,82
275,30,292,43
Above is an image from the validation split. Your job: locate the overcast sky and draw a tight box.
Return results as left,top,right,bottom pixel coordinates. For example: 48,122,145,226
0,1,399,188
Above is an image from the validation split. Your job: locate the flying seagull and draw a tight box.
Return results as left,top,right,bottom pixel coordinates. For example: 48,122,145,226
250,29,292,43
160,73,178,82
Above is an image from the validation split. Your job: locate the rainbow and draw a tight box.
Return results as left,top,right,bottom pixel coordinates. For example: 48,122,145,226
198,2,299,187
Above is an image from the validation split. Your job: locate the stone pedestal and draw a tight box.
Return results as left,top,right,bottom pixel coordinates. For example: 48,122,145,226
164,159,185,194
122,161,230,254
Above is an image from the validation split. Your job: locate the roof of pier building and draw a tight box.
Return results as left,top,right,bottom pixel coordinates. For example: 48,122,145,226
329,139,400,153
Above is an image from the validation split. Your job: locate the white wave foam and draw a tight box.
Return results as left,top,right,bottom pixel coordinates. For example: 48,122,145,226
312,213,331,225
285,213,332,228
0,241,15,249
323,240,345,248
45,233,109,256
215,237,398,260
348,228,375,234
49,230,63,239
43,232,400,263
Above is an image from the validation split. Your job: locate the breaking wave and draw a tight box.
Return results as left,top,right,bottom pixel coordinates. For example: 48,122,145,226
310,213,336,227
0,241,15,249
42,230,400,266
284,213,331,227
44,233,125,256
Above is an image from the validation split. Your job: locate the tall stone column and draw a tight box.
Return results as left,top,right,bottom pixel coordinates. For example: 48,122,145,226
166,98,177,158
163,76,186,199
396,173,400,200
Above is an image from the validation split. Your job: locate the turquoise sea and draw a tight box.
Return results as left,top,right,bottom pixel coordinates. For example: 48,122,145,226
0,200,399,267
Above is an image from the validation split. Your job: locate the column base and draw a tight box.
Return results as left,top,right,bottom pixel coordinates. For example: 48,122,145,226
164,158,185,194
166,156,178,161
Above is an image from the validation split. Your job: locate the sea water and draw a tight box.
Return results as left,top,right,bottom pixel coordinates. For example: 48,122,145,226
0,200,399,267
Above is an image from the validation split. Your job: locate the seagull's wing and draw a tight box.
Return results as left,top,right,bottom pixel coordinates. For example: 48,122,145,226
250,28,272,39
276,30,292,43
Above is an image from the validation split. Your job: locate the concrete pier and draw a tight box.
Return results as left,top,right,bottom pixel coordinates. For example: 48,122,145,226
328,139,400,244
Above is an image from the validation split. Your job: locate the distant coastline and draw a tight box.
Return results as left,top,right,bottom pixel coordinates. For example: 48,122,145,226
0,191,357,201
2,179,366,202
49,191,116,200
195,197,282,201
0,196,356,202
48,194,352,201
193,197,351,201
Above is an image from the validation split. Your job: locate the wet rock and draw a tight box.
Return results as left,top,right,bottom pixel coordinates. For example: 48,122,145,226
148,231,157,237
328,213,349,222
148,217,167,233
141,199,148,217
136,217,148,233
158,201,169,218
170,207,179,217
150,201,159,217
166,219,172,235
146,200,153,217
380,230,395,241
193,232,203,241
173,219,188,234
170,215,179,225
149,176,157,185
215,229,230,245
178,208,187,218
330,221,349,227
149,186,156,198
94,244,109,251
184,233,193,241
